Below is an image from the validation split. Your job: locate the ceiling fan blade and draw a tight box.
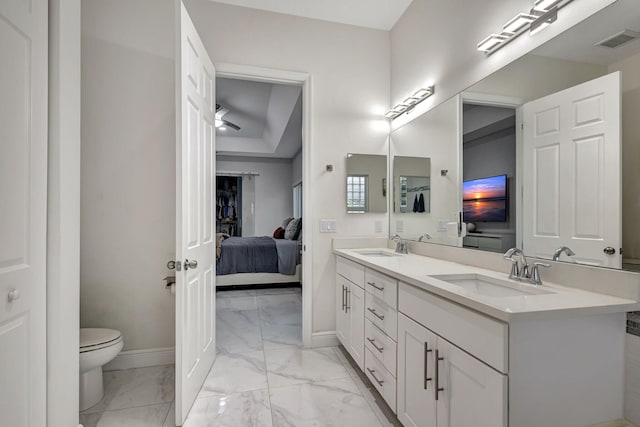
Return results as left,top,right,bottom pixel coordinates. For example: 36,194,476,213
222,119,241,131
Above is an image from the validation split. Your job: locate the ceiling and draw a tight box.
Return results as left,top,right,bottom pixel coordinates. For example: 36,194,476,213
533,0,640,66
207,0,413,30
216,77,303,159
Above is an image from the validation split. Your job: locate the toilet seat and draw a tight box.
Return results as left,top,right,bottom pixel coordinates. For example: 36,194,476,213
80,328,122,353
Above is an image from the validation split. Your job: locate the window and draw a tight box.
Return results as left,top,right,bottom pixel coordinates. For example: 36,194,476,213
399,176,408,210
347,175,368,213
293,182,302,218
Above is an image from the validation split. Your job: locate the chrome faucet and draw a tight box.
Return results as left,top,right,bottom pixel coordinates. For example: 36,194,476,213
503,247,550,285
418,233,432,242
391,234,408,254
552,246,575,261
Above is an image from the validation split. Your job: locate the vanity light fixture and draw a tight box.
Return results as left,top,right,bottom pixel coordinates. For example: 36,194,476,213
385,86,435,119
477,0,571,55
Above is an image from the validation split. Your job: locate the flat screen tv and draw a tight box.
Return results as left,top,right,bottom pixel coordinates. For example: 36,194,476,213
463,175,507,222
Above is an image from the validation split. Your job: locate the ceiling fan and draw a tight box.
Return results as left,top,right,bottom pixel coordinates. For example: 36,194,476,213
215,104,241,131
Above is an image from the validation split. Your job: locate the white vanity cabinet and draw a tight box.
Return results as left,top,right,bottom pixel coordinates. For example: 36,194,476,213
397,313,506,427
336,257,366,369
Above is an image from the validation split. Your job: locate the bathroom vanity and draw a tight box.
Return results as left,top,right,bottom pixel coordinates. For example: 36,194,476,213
334,248,639,427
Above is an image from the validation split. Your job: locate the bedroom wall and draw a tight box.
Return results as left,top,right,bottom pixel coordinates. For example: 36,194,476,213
80,0,176,352
217,156,294,236
186,0,390,335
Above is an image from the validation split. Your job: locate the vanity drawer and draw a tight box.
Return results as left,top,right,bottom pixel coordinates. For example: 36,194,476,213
336,256,365,288
365,348,397,413
365,268,398,309
399,282,508,373
365,293,397,341
365,318,397,376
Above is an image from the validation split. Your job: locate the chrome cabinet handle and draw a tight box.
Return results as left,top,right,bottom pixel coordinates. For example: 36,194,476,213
435,349,444,400
7,289,20,302
345,288,351,313
184,259,198,270
367,337,384,353
367,281,384,291
341,285,346,311
367,368,384,386
424,341,432,389
367,307,384,320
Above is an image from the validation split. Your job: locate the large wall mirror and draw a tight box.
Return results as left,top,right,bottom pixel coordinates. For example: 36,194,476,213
346,153,388,213
390,0,640,271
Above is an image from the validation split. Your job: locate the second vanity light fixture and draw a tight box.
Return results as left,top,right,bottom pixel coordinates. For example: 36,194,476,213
385,86,435,119
477,0,572,54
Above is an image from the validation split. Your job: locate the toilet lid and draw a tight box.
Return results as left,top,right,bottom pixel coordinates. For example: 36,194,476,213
80,328,122,349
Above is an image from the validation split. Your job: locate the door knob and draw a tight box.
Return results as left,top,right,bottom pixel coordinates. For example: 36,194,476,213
185,259,198,270
603,247,616,255
7,289,20,302
167,260,182,271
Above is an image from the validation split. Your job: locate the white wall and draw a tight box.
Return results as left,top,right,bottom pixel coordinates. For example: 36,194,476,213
80,0,176,351
390,0,616,129
217,156,294,236
186,0,390,333
48,0,81,424
609,52,640,263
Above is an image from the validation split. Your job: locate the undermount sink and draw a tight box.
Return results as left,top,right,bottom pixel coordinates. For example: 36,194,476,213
354,249,401,257
431,274,555,297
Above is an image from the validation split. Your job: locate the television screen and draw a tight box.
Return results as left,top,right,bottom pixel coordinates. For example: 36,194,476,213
463,175,507,222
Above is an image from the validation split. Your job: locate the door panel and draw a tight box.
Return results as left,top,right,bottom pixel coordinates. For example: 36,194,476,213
397,314,437,427
523,72,621,267
176,1,216,424
0,0,47,425
436,339,507,427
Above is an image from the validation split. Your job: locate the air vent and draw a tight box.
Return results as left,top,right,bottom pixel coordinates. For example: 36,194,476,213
596,30,640,49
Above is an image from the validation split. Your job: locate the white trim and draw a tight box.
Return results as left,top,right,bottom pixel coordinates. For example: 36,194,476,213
311,332,339,348
214,63,314,349
103,347,175,371
461,91,525,108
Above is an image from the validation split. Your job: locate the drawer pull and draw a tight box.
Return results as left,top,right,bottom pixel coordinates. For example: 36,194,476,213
367,307,385,320
435,349,444,400
367,281,385,291
345,288,351,313
367,337,384,353
367,368,384,386
424,341,432,389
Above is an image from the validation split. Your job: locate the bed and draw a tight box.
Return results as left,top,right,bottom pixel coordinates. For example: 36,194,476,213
216,236,302,287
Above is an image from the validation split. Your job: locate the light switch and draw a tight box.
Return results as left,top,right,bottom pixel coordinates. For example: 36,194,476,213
437,220,449,232
320,219,337,233
374,220,383,233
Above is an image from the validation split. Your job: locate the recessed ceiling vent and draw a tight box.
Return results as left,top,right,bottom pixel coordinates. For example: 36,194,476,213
596,30,640,48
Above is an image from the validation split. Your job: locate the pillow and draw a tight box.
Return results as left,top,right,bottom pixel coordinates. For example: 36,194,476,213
284,218,301,240
273,227,284,239
282,217,294,229
293,218,302,240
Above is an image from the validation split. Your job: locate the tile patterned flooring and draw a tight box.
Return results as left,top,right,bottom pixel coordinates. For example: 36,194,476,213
81,286,400,426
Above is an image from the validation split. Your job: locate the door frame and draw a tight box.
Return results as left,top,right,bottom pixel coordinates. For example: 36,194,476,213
215,63,313,348
460,92,525,248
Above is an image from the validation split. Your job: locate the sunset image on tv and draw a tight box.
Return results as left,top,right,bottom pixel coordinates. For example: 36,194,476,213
463,175,507,222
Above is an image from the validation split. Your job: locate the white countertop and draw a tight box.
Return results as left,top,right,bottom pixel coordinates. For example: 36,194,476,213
334,247,640,322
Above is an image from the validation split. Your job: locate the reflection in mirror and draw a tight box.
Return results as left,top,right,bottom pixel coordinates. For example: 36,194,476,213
394,156,431,214
389,0,640,271
346,153,387,214
390,96,460,244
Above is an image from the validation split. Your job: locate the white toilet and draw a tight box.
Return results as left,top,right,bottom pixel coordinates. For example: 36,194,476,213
79,328,123,411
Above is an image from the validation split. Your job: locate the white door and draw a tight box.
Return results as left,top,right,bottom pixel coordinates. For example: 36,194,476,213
522,72,621,267
436,339,507,427
347,283,365,370
335,276,350,347
175,1,217,424
0,1,47,426
397,314,437,427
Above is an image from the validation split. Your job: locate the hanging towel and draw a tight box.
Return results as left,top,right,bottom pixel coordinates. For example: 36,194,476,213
418,193,425,213
413,194,419,212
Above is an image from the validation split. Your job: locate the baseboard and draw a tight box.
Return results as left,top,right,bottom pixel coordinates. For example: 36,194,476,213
311,331,339,348
589,420,638,427
104,347,175,371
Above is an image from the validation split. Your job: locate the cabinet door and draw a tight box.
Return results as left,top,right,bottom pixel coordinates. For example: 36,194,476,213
436,339,507,427
335,275,350,348
398,314,437,427
347,283,365,370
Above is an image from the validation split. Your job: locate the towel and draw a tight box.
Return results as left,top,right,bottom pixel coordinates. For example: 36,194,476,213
418,193,425,213
413,195,419,212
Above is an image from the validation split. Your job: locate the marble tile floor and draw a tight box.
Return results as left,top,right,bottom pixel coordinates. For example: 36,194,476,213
80,286,400,426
